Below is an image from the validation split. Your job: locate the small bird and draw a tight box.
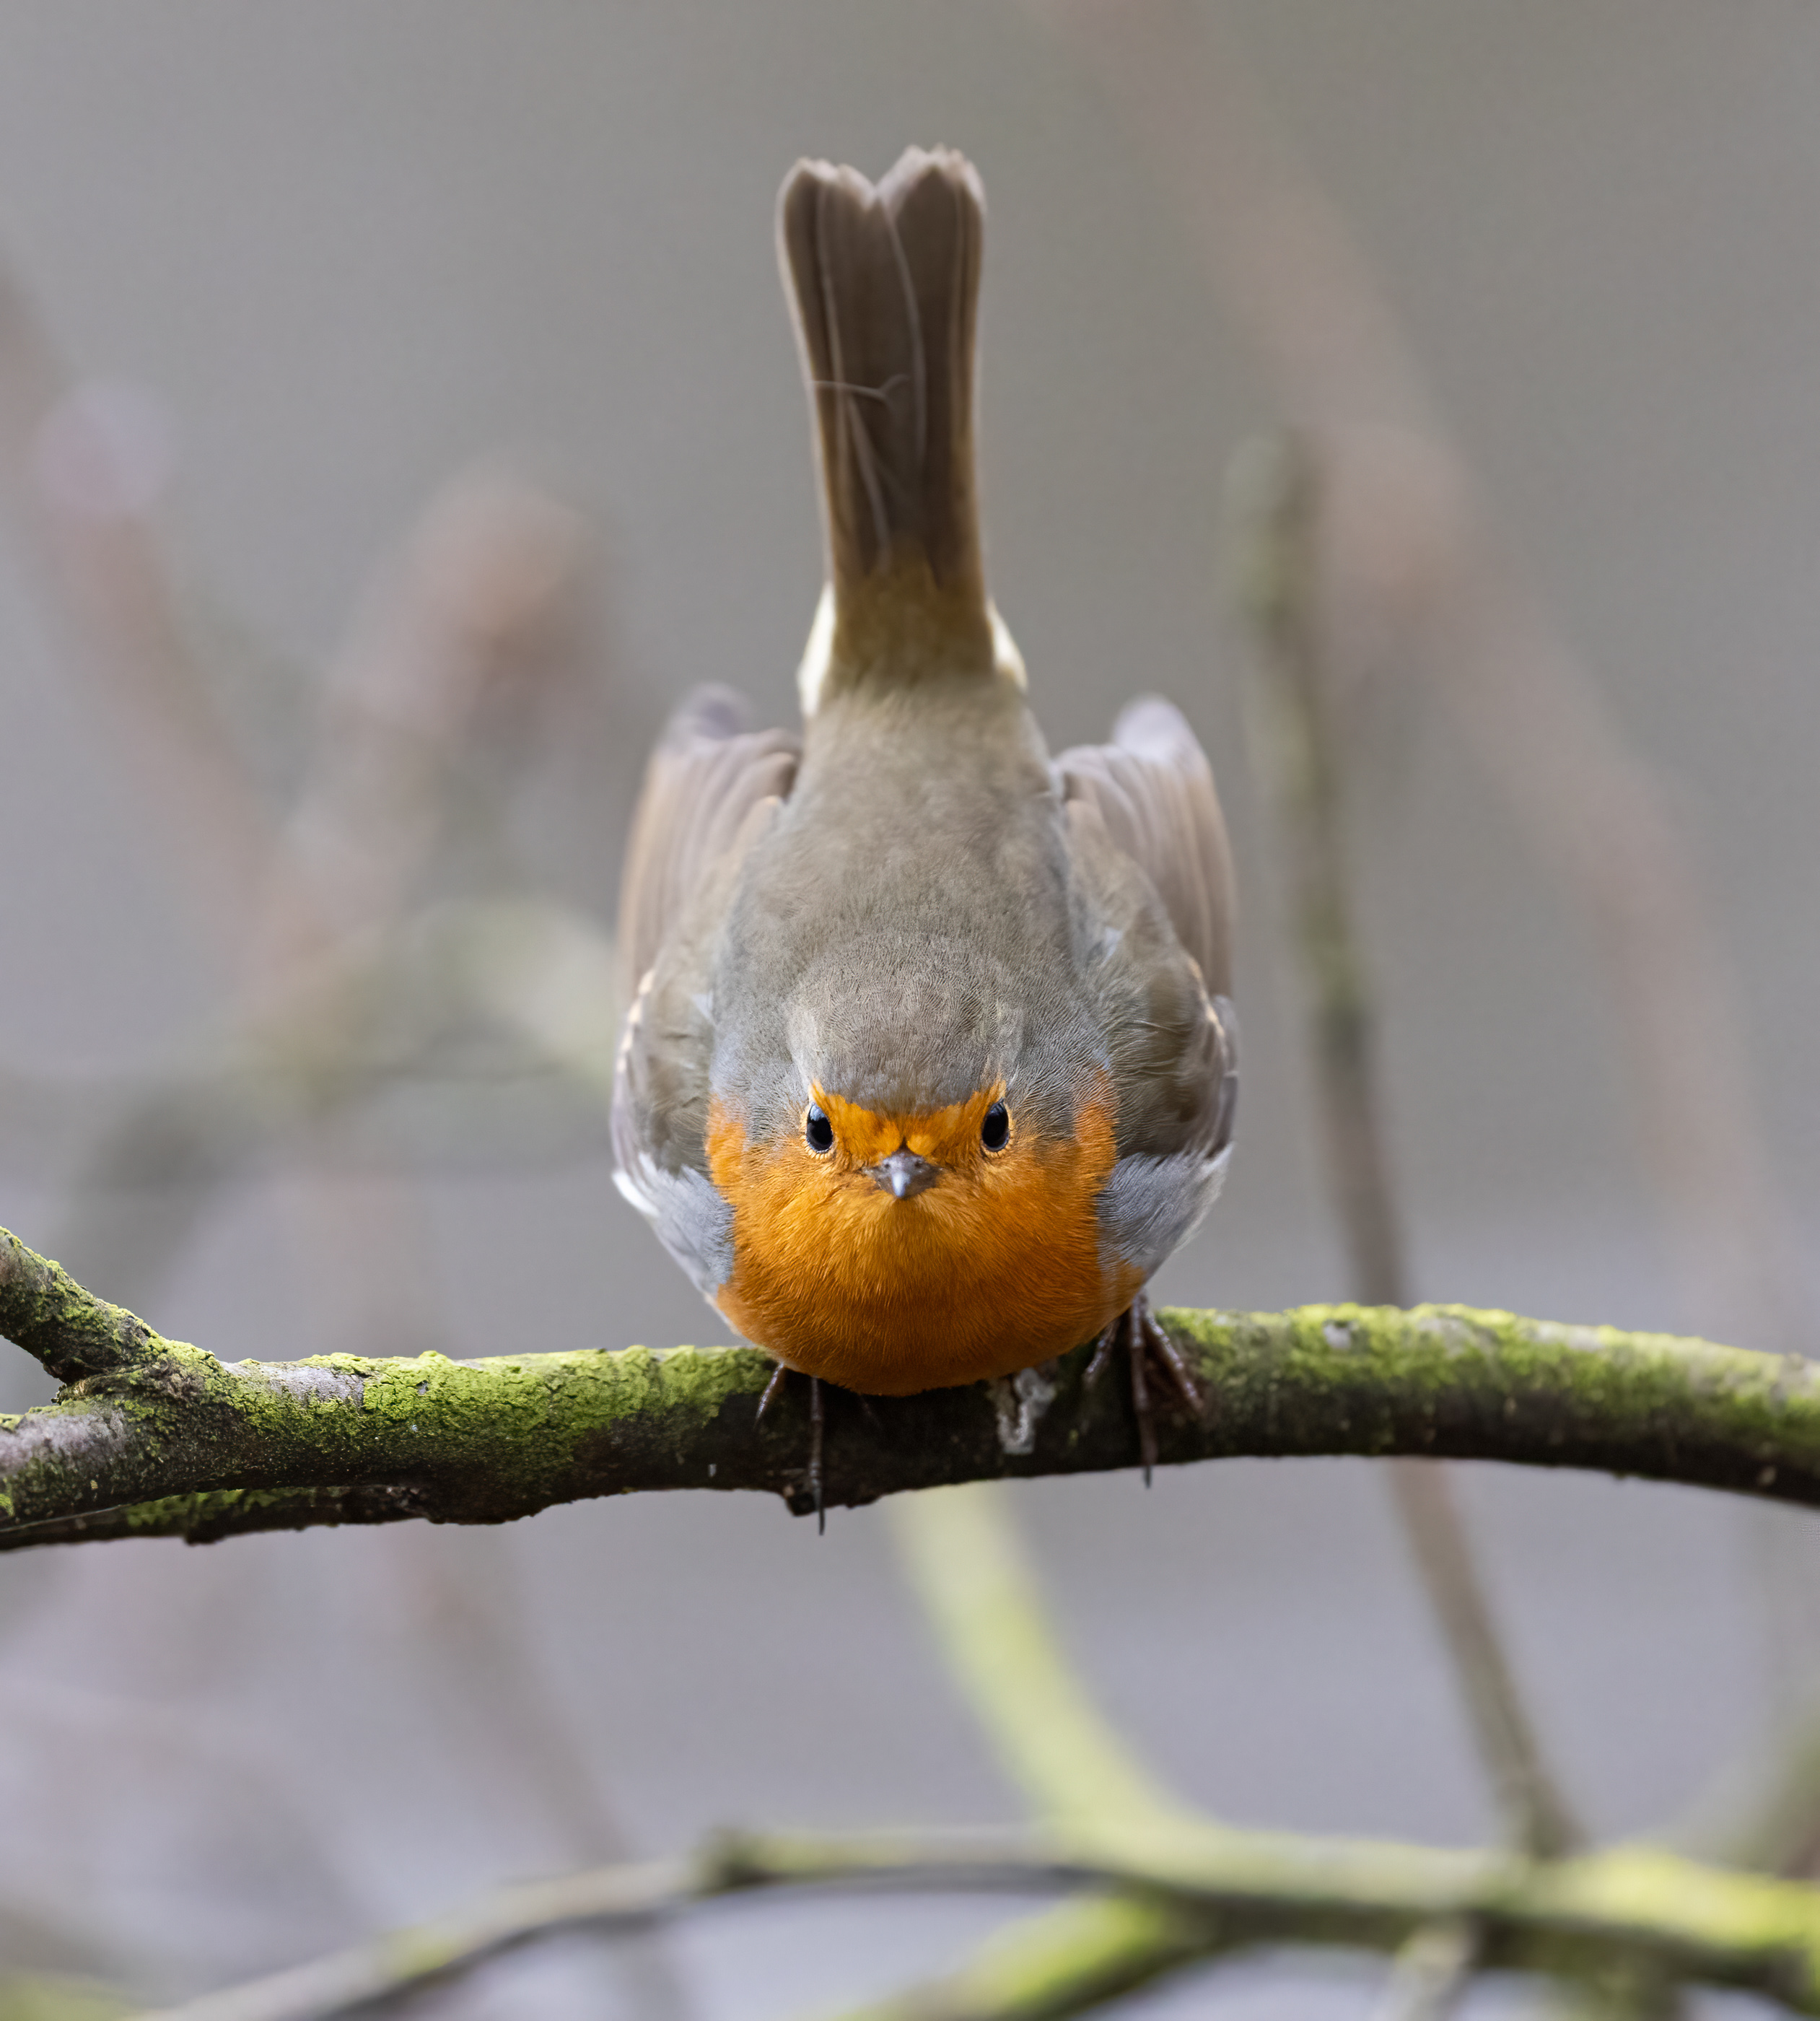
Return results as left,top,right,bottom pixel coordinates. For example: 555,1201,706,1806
612,147,1237,1493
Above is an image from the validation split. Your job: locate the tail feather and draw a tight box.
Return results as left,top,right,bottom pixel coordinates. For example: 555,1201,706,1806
779,147,992,673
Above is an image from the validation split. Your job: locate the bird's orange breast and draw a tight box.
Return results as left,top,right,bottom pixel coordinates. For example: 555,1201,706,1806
706,1081,1137,1394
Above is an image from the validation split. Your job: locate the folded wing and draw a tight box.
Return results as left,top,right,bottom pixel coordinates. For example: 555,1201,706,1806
1055,695,1234,999
612,688,800,1296
1057,697,1239,1278
616,686,800,1001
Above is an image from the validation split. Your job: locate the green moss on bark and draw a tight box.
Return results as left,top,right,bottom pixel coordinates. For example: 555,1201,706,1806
8,1208,1820,1548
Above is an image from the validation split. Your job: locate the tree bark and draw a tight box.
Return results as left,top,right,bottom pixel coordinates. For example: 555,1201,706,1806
4,1224,1819,1549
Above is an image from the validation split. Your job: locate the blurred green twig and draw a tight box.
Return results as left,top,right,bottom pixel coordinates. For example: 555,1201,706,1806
865,1485,1217,2017
123,1820,1820,2021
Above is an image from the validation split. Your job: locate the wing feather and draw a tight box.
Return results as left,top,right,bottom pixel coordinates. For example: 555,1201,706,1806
612,689,800,1294
1055,696,1233,997
616,686,800,1000
1058,698,1239,1278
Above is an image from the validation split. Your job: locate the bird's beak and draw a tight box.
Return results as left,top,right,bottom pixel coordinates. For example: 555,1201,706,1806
867,1149,940,1200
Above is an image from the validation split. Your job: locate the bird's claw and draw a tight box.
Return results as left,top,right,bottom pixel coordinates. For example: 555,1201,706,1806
756,1361,827,1532
756,1362,790,1420
1086,1291,1202,1486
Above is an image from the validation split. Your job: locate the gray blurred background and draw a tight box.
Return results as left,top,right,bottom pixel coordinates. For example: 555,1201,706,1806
0,4,1816,2015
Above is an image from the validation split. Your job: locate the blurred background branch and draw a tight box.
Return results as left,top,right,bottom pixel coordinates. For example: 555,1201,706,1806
1229,429,1580,1876
0,230,679,2020
123,1818,1820,2021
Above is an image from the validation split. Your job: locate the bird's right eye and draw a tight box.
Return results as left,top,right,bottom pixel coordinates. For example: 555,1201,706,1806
805,1104,834,1153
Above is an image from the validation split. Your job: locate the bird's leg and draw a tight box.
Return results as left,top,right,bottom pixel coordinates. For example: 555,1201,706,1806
756,1361,790,1420
809,1376,826,1534
755,1361,829,1532
1128,1320,1155,1484
1086,1289,1202,1488
1082,1324,1120,1389
1136,1293,1203,1412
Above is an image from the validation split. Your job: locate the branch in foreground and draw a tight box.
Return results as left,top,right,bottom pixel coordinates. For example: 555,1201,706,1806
0,1224,165,1384
6,1223,1820,1548
131,1823,1820,2021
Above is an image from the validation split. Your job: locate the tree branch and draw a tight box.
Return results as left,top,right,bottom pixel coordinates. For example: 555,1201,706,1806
0,1224,166,1384
130,1824,1820,2021
131,1855,694,2021
1370,1916,1479,2021
6,1225,1820,1549
834,1897,1220,2021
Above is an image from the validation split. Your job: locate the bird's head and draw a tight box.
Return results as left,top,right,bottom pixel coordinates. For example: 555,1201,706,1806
704,959,1137,1393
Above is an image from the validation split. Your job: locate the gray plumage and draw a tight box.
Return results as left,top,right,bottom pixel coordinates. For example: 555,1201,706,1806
611,146,1238,1356
779,146,986,606
611,690,797,1290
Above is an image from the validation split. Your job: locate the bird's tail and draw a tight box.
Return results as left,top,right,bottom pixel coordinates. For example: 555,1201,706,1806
779,147,1007,700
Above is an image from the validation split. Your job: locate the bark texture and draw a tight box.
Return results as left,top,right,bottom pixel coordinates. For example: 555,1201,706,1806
4,1225,1820,1549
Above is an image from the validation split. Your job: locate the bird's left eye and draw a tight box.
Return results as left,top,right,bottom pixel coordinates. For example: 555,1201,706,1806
981,1101,1010,1151
805,1104,834,1153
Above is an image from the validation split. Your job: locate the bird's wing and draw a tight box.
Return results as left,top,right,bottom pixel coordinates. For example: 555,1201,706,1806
611,689,800,1297
616,686,801,1000
1054,696,1234,998
1058,698,1239,1278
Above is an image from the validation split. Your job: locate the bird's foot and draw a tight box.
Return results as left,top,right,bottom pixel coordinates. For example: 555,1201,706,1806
1084,1291,1201,1486
756,1362,829,1532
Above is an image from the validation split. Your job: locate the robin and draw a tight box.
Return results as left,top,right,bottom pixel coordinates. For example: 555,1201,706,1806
612,146,1238,1500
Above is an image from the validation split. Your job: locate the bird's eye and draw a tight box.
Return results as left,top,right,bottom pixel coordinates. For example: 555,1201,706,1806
805,1104,834,1154
981,1101,1010,1151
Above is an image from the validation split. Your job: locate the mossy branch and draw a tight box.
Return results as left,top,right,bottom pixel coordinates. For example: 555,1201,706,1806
131,1824,1820,2021
6,1223,1820,1549
0,1224,166,1384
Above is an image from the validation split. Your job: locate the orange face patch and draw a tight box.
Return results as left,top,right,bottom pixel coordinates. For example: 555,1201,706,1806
706,1078,1137,1394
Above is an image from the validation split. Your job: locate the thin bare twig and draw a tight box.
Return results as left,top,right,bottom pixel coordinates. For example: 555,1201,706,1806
128,1856,694,2021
